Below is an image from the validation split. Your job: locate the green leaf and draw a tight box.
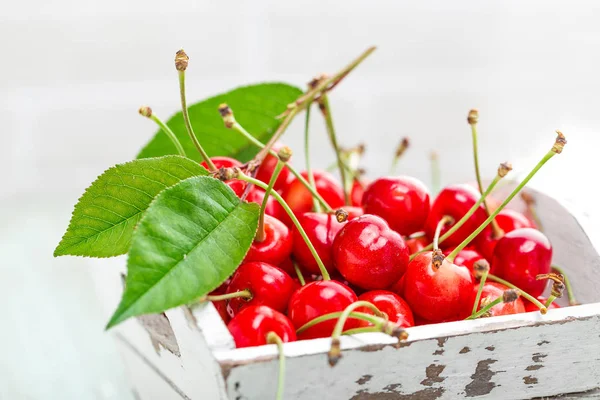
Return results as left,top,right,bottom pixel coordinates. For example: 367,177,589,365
106,176,259,328
137,82,302,162
54,156,208,258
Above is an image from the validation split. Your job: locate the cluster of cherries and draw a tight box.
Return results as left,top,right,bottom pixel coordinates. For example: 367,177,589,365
200,115,570,354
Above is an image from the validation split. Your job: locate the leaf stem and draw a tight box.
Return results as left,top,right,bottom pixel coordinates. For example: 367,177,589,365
266,332,286,400
552,265,578,306
177,70,215,170
256,161,284,242
319,94,349,204
238,173,330,280
304,103,321,212
487,274,547,313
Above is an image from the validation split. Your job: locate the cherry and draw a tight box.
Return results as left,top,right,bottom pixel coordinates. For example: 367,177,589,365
471,282,526,317
476,209,535,261
350,179,366,207
491,228,552,298
282,170,344,223
524,296,561,312
243,215,292,266
344,206,365,220
292,212,344,275
424,184,489,248
277,257,295,275
356,290,414,328
288,280,358,340
405,234,429,254
246,187,287,223
362,176,431,236
389,275,405,297
201,156,247,197
403,251,474,322
227,305,296,348
256,143,292,191
226,262,296,316
444,247,485,279
333,214,409,290
207,281,231,323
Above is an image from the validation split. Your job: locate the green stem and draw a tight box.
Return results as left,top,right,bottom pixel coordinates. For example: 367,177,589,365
178,71,215,170
331,301,385,340
411,175,502,260
230,121,332,212
239,173,330,280
447,150,556,263
304,103,321,212
149,114,186,157
319,94,349,204
433,216,452,251
266,332,285,400
551,266,577,306
293,262,306,286
296,311,380,335
487,274,547,313
200,289,252,302
471,271,489,315
545,295,557,308
342,327,379,335
466,296,502,319
256,162,284,242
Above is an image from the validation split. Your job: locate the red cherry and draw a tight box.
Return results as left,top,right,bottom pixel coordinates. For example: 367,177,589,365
292,213,344,275
405,234,428,254
356,290,414,328
277,257,295,275
472,282,526,317
362,176,431,236
208,282,231,323
444,247,485,279
524,296,561,312
226,262,295,316
350,179,366,207
244,215,292,266
282,170,345,224
256,143,292,191
389,274,406,297
403,251,474,322
201,156,246,197
333,214,409,290
246,187,287,222
424,184,489,248
344,206,365,220
288,280,358,340
476,209,535,261
491,228,552,298
227,305,296,348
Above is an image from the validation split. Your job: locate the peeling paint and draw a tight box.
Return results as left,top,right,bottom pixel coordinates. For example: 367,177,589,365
537,340,550,346
350,387,445,400
459,346,471,354
357,375,372,385
433,349,444,355
525,365,544,371
532,353,548,363
523,376,539,384
421,364,446,386
465,359,498,397
485,346,495,351
436,337,448,348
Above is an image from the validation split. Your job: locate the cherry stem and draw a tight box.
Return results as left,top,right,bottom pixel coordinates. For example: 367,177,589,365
304,103,321,213
430,151,441,195
433,215,453,251
469,113,503,238
293,262,306,286
319,94,349,204
544,295,557,308
238,172,330,280
198,289,252,302
296,311,381,335
466,296,503,320
447,147,559,263
266,332,285,400
487,274,547,314
411,174,502,260
391,137,410,175
342,327,379,335
177,70,215,171
225,113,333,212
471,270,489,315
139,107,187,157
255,47,376,164
552,265,578,306
521,192,544,231
255,161,284,242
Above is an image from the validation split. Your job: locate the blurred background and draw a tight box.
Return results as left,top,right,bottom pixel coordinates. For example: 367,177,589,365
1,1,599,399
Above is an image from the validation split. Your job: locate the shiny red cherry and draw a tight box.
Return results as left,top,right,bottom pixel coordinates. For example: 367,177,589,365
226,262,296,316
444,247,485,279
256,143,292,191
344,206,365,220
244,215,292,266
277,257,295,275
351,179,366,207
524,296,561,312
227,305,297,348
472,282,526,317
389,275,406,297
356,290,414,328
333,214,409,290
246,187,286,223
403,251,474,322
405,234,429,254
288,280,358,339
201,156,246,197
491,228,552,298
476,209,535,261
424,184,489,248
292,212,344,275
282,170,345,224
362,176,431,236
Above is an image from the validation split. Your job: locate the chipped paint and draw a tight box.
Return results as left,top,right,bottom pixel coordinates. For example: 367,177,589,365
421,364,446,386
465,359,498,397
537,340,550,346
357,375,372,385
485,346,495,351
459,347,471,354
525,365,544,371
532,353,548,363
523,376,539,384
350,387,445,400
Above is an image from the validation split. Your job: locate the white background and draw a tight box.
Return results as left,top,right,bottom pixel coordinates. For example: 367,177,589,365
1,1,599,399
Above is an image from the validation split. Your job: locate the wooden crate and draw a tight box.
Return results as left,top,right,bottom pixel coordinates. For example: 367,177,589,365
102,185,600,400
